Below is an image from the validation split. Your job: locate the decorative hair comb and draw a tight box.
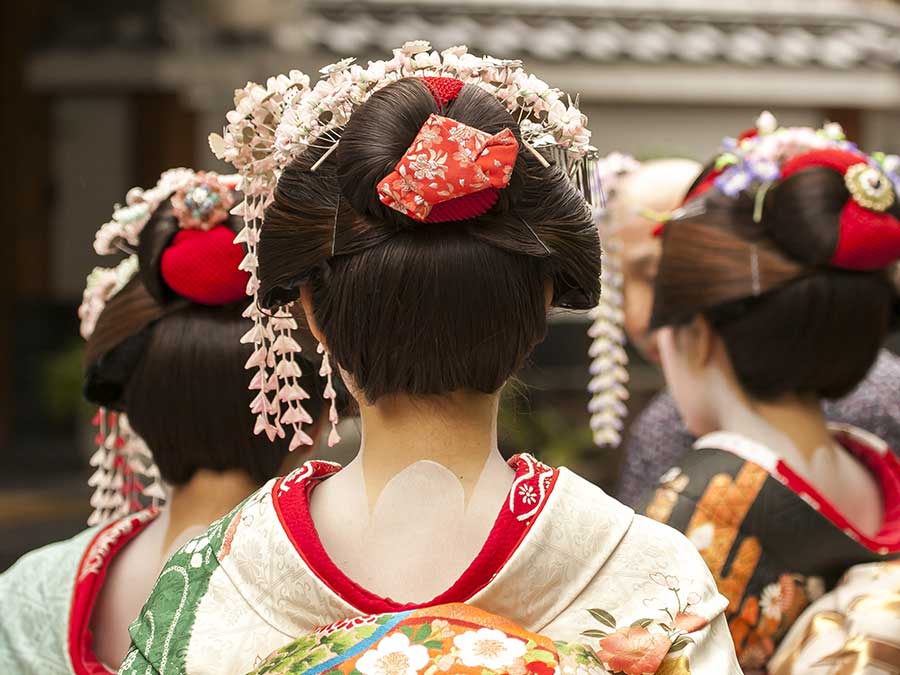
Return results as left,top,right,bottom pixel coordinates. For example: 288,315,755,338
79,169,243,525
209,41,603,453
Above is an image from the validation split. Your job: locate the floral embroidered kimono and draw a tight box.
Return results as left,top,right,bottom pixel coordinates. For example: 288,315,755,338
642,424,900,673
0,509,159,675
118,455,741,675
244,602,688,675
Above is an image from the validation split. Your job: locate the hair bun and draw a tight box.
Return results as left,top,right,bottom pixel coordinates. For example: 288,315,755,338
764,165,850,266
335,78,523,229
137,206,180,303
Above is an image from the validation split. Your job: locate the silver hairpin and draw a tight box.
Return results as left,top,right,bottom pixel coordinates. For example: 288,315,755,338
668,199,708,222
331,197,340,257
750,244,761,296
114,242,137,256
518,215,551,255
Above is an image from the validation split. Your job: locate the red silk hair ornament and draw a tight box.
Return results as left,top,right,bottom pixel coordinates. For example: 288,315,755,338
160,225,250,305
781,149,900,270
377,113,519,223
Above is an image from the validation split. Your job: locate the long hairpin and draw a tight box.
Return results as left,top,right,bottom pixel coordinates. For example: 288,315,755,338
517,215,552,255
750,244,762,296
331,196,341,257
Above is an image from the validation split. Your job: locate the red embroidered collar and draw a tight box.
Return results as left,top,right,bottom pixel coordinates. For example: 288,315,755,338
68,509,159,675
272,454,558,614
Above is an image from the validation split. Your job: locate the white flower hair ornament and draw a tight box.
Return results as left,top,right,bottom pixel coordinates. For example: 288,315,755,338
209,42,603,452
79,169,241,525
587,153,642,448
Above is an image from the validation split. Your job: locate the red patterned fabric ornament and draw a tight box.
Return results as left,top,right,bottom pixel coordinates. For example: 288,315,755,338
377,114,519,223
781,149,900,270
160,225,250,305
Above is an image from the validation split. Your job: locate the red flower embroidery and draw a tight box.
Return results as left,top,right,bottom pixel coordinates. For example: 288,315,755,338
595,627,672,675
672,612,708,633
525,661,556,675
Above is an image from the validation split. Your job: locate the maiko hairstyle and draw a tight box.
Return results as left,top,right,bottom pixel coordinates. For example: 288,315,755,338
651,163,897,401
84,203,325,486
259,78,600,403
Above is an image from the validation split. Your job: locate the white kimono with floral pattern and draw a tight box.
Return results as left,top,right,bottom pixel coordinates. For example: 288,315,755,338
118,456,741,675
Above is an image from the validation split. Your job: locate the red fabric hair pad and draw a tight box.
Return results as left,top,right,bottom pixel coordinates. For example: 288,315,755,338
427,189,500,223
780,148,865,179
833,200,900,269
160,225,249,305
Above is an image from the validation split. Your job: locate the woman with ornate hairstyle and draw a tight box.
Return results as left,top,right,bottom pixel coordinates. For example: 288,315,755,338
118,42,740,675
640,114,900,673
0,169,330,674
586,152,900,509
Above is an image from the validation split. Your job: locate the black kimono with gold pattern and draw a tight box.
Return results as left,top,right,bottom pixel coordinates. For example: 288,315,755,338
642,424,900,673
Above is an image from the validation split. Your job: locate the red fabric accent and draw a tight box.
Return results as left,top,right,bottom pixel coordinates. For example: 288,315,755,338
160,225,249,305
273,454,559,615
377,114,518,222
780,148,866,179
774,433,900,553
68,509,159,675
420,77,465,106
683,171,720,206
427,189,500,223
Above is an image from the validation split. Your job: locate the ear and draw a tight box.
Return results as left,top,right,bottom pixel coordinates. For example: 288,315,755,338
671,315,715,371
686,315,716,369
300,285,327,349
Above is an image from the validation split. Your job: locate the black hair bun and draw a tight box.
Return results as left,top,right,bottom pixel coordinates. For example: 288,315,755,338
335,78,523,229
137,204,180,304
763,167,847,267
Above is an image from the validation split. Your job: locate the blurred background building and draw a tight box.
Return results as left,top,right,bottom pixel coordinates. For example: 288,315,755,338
3,0,900,569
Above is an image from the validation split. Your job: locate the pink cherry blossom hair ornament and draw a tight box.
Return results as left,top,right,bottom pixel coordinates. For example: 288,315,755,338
209,42,601,450
587,153,642,448
78,169,242,525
